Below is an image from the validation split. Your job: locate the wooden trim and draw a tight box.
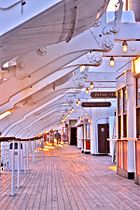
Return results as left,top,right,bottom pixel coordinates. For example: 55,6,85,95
117,167,134,179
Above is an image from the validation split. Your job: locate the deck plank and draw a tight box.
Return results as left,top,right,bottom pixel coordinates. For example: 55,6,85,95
0,144,140,210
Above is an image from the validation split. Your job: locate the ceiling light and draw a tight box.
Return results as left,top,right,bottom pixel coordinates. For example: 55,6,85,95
76,99,81,106
70,107,74,113
109,56,115,67
86,87,90,94
90,82,94,89
122,41,128,53
80,65,86,73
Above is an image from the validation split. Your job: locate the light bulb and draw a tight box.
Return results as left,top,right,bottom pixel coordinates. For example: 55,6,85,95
80,65,86,72
76,99,81,106
90,82,94,89
122,41,128,53
86,87,89,94
71,107,74,112
109,56,115,67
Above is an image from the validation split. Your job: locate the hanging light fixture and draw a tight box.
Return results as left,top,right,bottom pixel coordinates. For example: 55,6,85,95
80,65,86,73
90,82,94,89
133,57,140,75
80,116,83,121
86,87,90,94
122,40,128,53
76,99,81,106
71,107,74,112
109,56,115,67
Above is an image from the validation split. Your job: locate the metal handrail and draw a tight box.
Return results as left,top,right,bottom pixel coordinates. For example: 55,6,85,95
0,0,26,11
0,135,42,142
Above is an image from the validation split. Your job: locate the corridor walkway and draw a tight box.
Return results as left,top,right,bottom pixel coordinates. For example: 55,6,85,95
0,144,140,210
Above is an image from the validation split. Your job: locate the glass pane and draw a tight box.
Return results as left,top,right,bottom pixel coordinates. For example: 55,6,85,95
123,87,127,113
118,90,122,114
137,78,140,106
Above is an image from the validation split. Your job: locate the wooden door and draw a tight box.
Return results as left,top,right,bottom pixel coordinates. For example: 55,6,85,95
70,127,77,145
98,124,109,154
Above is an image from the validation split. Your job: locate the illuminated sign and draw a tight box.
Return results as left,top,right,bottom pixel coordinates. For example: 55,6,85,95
90,92,116,98
81,102,111,107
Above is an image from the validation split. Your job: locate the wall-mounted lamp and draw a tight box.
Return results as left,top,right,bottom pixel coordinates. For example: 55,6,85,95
90,82,94,89
109,56,115,67
122,40,128,53
88,119,91,123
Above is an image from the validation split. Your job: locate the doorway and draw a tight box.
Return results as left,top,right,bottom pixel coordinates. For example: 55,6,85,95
70,127,77,145
98,123,109,154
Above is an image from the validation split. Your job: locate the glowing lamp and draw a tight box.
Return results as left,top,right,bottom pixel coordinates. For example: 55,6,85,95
76,99,81,106
133,57,140,75
80,65,86,73
90,82,94,89
109,56,115,67
122,41,128,53
86,88,89,94
71,107,74,112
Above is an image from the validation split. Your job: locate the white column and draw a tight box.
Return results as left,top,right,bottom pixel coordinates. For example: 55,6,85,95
11,140,15,196
77,127,81,149
90,120,94,154
127,72,136,173
17,141,20,189
24,141,26,174
32,141,35,161
26,141,29,170
83,123,86,152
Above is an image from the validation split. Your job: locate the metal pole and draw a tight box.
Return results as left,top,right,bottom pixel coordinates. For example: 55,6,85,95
17,141,20,188
24,141,26,174
32,141,35,161
11,140,15,196
27,141,29,170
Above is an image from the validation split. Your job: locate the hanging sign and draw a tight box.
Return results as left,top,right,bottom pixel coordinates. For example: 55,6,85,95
90,92,116,98
81,102,111,107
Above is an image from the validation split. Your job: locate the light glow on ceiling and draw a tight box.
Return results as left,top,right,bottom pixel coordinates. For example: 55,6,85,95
107,0,126,11
0,110,12,120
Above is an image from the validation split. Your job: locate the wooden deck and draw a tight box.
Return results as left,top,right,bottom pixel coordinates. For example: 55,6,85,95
0,143,140,210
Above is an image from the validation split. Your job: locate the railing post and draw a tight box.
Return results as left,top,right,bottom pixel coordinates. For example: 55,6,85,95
32,141,35,161
24,141,27,174
17,140,20,189
27,141,29,170
11,139,15,196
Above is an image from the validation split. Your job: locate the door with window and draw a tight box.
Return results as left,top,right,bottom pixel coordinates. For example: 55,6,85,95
98,124,109,154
